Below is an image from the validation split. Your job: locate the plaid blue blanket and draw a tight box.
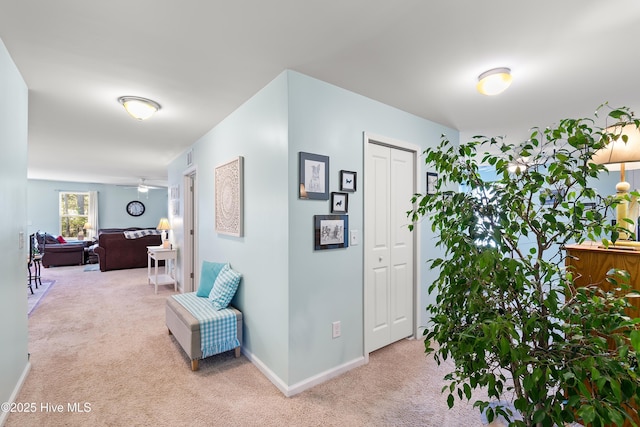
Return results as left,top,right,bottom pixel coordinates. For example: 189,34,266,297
171,293,239,358
123,229,161,239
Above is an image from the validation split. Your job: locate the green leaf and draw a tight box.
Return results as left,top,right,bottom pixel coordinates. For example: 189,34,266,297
610,378,622,402
631,330,640,351
463,383,471,400
577,405,596,424
533,409,546,423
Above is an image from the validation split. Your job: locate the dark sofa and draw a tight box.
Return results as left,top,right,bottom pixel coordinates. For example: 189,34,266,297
36,232,87,268
94,228,162,272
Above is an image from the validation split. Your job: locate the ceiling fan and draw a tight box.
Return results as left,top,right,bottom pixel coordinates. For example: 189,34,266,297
120,178,165,195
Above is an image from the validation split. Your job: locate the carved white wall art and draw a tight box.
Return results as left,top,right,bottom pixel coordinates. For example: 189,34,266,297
215,156,244,237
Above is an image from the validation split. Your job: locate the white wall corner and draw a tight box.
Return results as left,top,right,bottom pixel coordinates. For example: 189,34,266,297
241,348,366,397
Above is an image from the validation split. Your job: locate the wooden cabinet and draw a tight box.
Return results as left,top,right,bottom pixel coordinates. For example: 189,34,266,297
565,243,640,317
565,243,640,427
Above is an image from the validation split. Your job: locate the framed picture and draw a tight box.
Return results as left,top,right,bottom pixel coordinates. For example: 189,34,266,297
314,215,349,250
331,192,348,213
427,172,438,195
299,152,329,200
215,156,244,237
169,185,180,200
170,199,180,216
340,170,357,192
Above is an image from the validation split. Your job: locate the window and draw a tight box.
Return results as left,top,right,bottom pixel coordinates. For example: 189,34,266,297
470,186,499,248
59,192,89,239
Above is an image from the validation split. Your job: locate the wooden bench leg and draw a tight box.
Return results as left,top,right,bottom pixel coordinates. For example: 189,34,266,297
191,359,199,371
235,347,241,358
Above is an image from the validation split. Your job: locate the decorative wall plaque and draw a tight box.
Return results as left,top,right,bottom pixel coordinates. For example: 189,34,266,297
215,156,244,237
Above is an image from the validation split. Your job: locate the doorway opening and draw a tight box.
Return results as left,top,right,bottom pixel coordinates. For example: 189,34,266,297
182,169,197,292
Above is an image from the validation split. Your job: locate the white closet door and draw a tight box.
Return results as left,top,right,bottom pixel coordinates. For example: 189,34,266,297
365,142,414,353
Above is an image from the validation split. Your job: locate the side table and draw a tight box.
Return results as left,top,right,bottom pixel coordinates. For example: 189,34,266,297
147,246,177,294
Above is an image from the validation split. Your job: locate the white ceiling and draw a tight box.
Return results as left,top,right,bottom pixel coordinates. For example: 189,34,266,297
2,1,640,188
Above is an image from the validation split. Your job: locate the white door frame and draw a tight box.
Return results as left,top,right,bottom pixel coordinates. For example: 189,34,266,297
363,132,421,358
182,166,198,293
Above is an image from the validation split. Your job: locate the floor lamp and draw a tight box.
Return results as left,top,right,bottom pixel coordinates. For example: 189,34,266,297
591,123,640,240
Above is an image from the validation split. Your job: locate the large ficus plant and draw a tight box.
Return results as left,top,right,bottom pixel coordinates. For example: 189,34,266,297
410,107,640,426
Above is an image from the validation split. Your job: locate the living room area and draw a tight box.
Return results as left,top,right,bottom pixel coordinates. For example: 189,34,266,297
26,178,169,269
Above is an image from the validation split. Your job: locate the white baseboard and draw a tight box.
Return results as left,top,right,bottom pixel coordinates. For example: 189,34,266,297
242,348,366,397
286,356,366,397
241,348,290,395
0,361,31,427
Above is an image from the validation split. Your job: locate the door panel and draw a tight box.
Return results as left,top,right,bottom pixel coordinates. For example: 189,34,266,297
390,148,414,341
366,143,392,351
373,267,389,330
365,141,415,353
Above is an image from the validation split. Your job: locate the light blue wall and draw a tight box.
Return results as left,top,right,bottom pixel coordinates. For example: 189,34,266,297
27,179,168,236
0,38,29,422
168,72,291,382
168,70,455,391
286,71,454,383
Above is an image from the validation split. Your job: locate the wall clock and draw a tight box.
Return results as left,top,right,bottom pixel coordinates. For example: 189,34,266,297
126,200,145,217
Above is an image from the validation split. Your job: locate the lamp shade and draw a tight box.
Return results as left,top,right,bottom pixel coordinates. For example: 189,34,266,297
156,218,171,230
83,223,92,230
118,96,161,120
591,123,640,166
476,67,512,96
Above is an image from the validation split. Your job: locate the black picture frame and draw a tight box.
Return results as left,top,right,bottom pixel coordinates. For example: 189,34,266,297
314,215,349,250
426,172,438,195
299,152,329,200
331,192,348,213
339,170,357,192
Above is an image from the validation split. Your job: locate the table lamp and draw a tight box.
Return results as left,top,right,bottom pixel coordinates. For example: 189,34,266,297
591,123,640,239
83,223,92,240
157,218,171,248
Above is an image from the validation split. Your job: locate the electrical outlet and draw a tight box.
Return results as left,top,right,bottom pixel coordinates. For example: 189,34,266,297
332,321,341,338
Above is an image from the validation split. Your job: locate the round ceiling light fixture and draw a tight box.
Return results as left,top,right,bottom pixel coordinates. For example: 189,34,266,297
117,96,161,120
476,67,512,96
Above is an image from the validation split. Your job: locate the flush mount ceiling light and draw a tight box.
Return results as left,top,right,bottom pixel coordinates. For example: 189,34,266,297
117,96,161,120
476,67,512,96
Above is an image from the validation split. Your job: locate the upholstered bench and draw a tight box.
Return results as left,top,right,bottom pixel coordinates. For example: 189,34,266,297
166,294,243,371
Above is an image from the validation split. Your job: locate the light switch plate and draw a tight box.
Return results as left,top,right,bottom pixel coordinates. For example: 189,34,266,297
349,229,359,246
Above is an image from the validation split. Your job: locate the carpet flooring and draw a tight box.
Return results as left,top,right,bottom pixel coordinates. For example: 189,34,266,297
9,265,497,427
